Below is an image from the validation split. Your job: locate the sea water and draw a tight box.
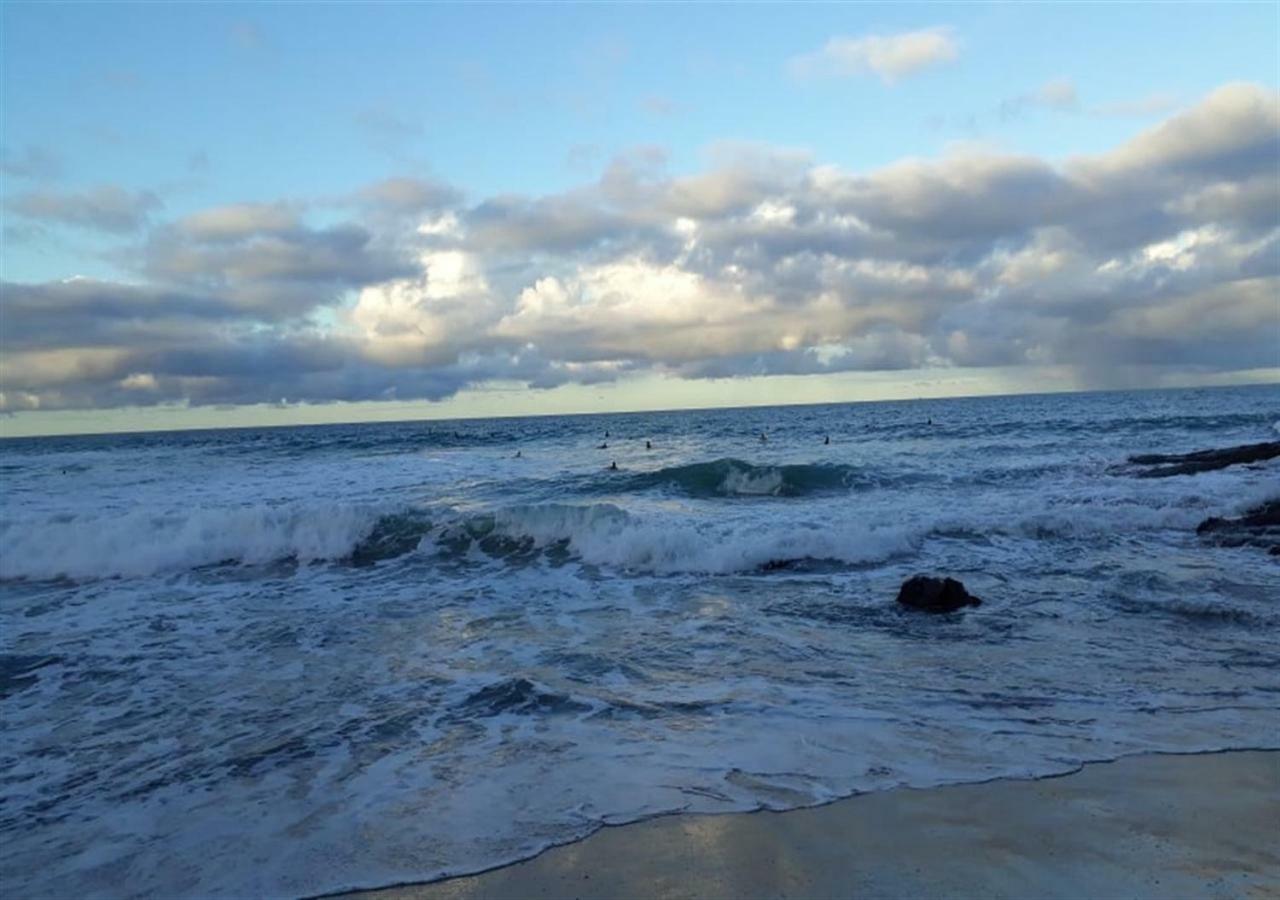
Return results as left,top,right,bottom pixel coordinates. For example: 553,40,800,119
1,385,1278,897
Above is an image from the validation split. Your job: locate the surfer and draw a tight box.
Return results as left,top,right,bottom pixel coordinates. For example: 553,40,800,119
759,432,768,443
514,450,522,458
608,461,618,471
824,435,830,445
598,442,608,449
645,440,652,450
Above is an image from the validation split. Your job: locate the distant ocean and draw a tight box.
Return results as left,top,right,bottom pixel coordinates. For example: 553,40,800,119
2,384,1278,897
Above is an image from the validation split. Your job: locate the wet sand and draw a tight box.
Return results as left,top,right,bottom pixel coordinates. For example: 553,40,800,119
344,751,1280,900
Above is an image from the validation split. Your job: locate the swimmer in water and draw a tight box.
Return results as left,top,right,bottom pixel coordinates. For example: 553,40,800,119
759,432,768,443
608,461,618,471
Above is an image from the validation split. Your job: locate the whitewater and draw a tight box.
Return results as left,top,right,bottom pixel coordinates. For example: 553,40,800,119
1,385,1278,897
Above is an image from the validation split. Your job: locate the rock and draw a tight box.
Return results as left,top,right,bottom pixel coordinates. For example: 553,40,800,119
1196,499,1280,551
896,575,982,613
1126,441,1280,478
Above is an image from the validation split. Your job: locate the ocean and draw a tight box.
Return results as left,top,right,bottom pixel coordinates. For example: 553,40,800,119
1,384,1278,897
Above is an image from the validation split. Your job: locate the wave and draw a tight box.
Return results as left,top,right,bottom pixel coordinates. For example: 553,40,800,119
430,502,916,574
0,504,432,582
6,481,1237,583
610,458,875,498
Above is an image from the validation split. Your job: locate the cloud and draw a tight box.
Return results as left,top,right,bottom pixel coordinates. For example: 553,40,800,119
1088,82,1279,178
176,203,301,242
354,107,424,154
789,28,959,84
0,145,63,180
999,78,1080,120
140,216,414,316
1093,91,1180,118
4,82,1277,414
354,177,462,215
7,185,161,233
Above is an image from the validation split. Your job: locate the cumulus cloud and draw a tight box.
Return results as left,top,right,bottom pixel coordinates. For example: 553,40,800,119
7,185,161,233
789,27,959,84
3,82,1277,414
140,216,413,316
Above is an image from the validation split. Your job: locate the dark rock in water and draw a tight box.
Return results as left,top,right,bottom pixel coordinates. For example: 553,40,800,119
896,575,982,613
1127,441,1280,478
1196,499,1280,551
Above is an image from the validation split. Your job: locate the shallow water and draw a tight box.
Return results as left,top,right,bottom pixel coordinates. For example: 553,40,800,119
1,385,1278,897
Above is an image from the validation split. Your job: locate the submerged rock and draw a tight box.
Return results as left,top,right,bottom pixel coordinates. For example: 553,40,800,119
1126,441,1280,478
896,575,982,613
1196,499,1280,554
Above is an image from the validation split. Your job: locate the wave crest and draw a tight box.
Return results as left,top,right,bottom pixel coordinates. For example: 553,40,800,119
0,504,431,582
616,458,872,498
432,502,915,574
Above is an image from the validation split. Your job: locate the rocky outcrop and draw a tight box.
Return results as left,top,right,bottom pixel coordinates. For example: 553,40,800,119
1196,499,1280,554
896,575,982,613
1126,441,1280,478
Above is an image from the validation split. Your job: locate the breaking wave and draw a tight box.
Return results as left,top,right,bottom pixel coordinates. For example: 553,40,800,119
431,502,917,574
612,458,875,497
0,504,433,581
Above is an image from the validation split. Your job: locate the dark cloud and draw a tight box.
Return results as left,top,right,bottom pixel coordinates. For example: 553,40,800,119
140,219,414,316
0,279,238,351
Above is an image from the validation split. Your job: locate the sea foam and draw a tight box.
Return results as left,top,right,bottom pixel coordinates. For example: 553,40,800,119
0,502,397,580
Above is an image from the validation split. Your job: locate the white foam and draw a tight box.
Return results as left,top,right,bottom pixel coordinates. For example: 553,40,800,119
482,503,916,574
0,502,391,580
718,465,784,495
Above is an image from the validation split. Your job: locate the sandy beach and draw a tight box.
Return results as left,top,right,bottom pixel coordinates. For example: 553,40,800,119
347,750,1280,900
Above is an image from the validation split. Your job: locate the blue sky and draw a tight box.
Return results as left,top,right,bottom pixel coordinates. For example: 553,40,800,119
2,2,1278,434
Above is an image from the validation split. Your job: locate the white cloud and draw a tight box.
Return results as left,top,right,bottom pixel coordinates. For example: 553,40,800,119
1093,92,1180,118
789,27,959,84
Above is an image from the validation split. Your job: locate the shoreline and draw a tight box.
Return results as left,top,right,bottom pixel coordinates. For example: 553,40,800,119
340,749,1280,900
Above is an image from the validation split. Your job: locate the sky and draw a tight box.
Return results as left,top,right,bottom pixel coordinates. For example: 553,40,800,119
1,2,1278,436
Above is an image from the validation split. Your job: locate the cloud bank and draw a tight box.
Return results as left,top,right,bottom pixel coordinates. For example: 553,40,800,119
1,83,1277,414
